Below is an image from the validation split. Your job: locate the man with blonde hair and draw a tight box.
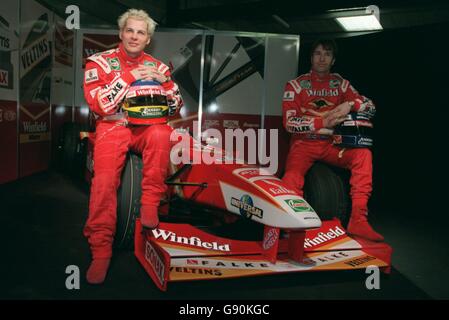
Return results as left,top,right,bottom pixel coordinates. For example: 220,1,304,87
83,8,183,284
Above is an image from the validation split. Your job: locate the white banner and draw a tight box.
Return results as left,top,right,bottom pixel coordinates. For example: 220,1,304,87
52,16,74,106
0,1,19,101
20,0,53,104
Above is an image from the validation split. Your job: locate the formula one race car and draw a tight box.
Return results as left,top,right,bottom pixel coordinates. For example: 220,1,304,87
78,126,392,291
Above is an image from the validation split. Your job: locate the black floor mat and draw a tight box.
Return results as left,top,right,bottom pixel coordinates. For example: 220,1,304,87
0,170,432,300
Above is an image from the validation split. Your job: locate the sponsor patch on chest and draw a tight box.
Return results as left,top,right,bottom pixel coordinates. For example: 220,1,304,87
307,88,338,97
329,79,340,88
106,57,121,70
144,60,157,67
85,68,99,84
299,79,312,89
283,90,295,101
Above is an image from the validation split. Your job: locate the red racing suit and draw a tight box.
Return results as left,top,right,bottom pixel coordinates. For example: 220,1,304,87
282,70,375,216
83,43,183,259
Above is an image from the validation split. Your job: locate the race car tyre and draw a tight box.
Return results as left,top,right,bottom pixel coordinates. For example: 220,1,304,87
114,153,143,250
303,162,349,225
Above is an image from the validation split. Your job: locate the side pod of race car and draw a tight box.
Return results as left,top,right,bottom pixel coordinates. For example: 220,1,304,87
132,130,392,291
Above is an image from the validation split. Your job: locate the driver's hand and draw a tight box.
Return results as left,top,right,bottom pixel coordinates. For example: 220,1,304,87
322,101,353,128
332,101,353,117
322,112,346,129
130,65,168,83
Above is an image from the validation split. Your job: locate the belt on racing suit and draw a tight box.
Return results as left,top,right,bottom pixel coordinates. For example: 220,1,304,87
102,113,126,121
100,113,128,126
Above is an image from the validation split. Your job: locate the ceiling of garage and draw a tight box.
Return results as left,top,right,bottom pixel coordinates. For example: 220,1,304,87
36,0,449,40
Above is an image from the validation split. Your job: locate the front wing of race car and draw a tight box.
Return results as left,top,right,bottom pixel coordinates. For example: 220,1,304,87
134,219,392,291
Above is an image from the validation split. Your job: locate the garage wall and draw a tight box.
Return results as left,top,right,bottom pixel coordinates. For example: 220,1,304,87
18,0,54,178
0,0,77,183
2,14,299,184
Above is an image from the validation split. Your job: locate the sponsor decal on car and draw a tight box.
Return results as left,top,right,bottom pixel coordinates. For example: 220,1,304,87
170,266,223,276
262,228,279,250
231,195,263,219
303,226,346,248
284,198,315,213
302,251,351,266
145,241,165,287
235,168,261,179
233,168,273,180
151,229,231,251
344,255,377,267
257,179,296,197
186,258,270,269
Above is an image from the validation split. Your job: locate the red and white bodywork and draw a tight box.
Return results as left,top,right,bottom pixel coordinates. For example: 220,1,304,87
82,128,392,291
136,220,391,291
135,130,392,291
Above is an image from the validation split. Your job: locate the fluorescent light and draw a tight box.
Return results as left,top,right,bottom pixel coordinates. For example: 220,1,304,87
336,14,382,31
208,103,219,113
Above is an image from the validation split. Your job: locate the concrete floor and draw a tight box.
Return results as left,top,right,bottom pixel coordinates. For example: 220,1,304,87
0,170,445,300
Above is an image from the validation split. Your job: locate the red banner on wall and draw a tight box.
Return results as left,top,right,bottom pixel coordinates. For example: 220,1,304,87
0,100,18,183
19,103,50,177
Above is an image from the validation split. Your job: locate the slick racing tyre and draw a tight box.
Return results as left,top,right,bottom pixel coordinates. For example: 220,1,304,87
114,153,143,250
303,162,349,226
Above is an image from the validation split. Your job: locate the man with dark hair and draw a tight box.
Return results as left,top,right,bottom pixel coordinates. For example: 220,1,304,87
309,39,338,60
281,39,383,242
